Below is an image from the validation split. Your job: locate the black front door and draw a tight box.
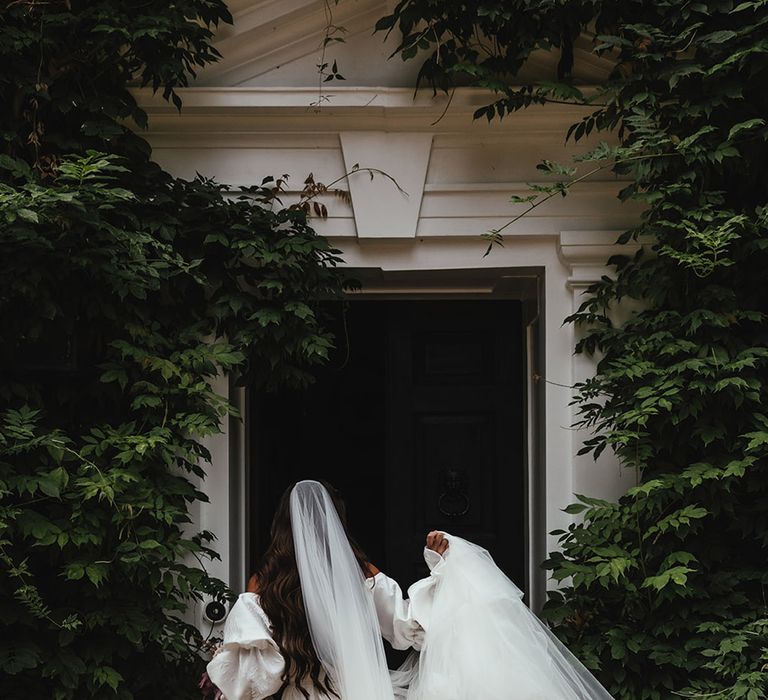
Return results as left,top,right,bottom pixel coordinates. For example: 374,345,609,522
248,300,526,594
385,301,526,589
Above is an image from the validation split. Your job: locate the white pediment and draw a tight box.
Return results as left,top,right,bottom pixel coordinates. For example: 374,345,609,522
195,0,615,88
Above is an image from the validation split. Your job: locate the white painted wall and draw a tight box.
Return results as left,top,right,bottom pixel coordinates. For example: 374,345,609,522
181,373,232,630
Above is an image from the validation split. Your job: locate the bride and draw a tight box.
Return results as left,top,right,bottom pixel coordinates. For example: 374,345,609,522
205,479,614,700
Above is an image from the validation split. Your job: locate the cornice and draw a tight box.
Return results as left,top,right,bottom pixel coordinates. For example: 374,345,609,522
132,86,600,133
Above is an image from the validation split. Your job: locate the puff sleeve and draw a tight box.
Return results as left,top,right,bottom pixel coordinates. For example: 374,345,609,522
367,548,447,651
206,593,285,700
404,547,447,635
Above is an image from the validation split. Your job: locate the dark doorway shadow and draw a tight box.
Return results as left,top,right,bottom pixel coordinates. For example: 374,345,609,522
248,300,526,664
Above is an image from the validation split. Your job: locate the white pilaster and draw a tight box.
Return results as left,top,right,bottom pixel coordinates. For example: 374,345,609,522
558,230,647,505
542,253,579,570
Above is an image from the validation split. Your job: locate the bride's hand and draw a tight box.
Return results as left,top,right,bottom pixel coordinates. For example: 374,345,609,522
426,531,449,556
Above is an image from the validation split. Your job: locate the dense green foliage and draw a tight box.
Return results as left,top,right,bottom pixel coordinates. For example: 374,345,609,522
0,2,343,698
378,1,768,698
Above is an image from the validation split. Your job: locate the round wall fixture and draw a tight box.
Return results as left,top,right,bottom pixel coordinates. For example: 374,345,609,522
203,599,229,624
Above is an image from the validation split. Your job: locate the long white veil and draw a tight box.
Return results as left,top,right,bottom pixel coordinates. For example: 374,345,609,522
392,535,616,700
290,480,614,700
290,480,394,699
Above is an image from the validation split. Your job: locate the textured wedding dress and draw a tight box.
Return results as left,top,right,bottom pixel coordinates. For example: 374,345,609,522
206,481,615,700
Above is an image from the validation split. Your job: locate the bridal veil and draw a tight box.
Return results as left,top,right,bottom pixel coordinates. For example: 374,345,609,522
290,480,394,700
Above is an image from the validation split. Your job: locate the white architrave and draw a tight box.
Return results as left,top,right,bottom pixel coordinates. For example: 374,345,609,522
339,131,432,238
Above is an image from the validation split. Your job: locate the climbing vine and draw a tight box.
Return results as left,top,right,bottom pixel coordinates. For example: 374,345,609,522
0,2,344,698
377,1,768,698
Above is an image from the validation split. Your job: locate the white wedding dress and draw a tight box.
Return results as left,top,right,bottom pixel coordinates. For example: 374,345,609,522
206,481,615,700
206,554,440,700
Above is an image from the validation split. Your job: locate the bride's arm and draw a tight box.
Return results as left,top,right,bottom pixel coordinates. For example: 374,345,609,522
367,531,449,651
368,570,424,650
206,592,285,700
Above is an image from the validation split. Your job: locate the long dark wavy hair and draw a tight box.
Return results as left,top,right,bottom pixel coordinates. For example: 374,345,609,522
255,480,370,699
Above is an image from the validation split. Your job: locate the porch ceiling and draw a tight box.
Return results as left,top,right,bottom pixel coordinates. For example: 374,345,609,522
191,0,616,88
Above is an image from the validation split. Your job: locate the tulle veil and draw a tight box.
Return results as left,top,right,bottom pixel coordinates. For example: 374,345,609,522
290,480,615,700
